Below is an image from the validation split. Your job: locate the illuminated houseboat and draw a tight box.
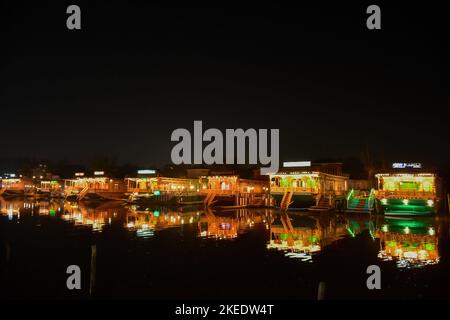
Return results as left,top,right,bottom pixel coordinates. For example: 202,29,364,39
269,162,349,211
199,175,269,207
125,170,202,204
374,163,440,216
36,180,64,198
0,176,35,198
64,171,127,201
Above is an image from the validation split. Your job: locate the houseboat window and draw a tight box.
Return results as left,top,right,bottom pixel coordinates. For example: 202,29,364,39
399,181,418,190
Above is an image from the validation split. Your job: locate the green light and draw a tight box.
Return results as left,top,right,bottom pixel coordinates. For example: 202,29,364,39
49,209,56,216
346,228,355,238
154,190,161,196
153,210,160,217
346,189,354,201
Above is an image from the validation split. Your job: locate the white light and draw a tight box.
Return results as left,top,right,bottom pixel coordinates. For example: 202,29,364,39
392,163,422,169
382,225,388,232
403,251,418,259
404,226,410,234
137,169,156,174
403,199,409,205
75,172,85,177
427,200,434,207
94,171,104,176
381,198,387,205
283,161,311,168
428,227,435,236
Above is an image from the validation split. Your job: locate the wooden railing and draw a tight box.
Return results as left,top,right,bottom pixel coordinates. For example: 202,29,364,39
376,190,435,199
199,189,237,195
270,186,318,193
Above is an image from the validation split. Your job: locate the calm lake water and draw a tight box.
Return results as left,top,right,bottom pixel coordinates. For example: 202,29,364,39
1,197,449,300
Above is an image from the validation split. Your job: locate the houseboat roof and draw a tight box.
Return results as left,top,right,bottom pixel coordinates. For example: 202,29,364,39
375,169,437,177
274,162,349,177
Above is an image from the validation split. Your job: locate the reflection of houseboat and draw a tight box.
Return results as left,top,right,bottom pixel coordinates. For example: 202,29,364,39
267,212,366,259
200,175,269,207
376,216,439,268
267,213,321,256
64,172,127,201
269,162,349,211
374,163,440,216
126,207,200,237
197,209,264,239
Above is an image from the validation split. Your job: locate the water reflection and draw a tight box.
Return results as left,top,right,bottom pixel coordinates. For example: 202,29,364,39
266,211,443,270
2,196,450,300
1,196,447,271
126,206,201,238
376,217,439,268
198,209,269,239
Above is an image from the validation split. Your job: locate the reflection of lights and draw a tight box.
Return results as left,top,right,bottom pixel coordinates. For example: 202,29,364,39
427,199,434,207
285,252,312,262
404,226,410,234
403,199,409,205
200,231,207,237
382,224,388,232
108,217,112,224
404,251,418,259
127,222,134,228
136,229,154,238
428,227,435,236
189,217,194,223
381,198,387,205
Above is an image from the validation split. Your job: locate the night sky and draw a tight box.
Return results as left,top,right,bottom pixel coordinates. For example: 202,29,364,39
1,2,449,167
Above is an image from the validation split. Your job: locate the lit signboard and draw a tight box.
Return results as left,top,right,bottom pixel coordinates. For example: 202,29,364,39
75,172,85,177
392,163,422,169
137,169,156,175
283,161,311,168
94,171,105,176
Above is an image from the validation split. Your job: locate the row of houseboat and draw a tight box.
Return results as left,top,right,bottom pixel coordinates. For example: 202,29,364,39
0,161,444,216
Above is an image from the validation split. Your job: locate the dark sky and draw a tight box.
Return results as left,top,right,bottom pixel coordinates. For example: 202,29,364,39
1,1,449,167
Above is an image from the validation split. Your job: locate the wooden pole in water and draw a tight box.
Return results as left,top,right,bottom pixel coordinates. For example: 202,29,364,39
317,281,326,300
5,241,10,264
447,193,450,216
90,244,97,296
3,241,10,281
